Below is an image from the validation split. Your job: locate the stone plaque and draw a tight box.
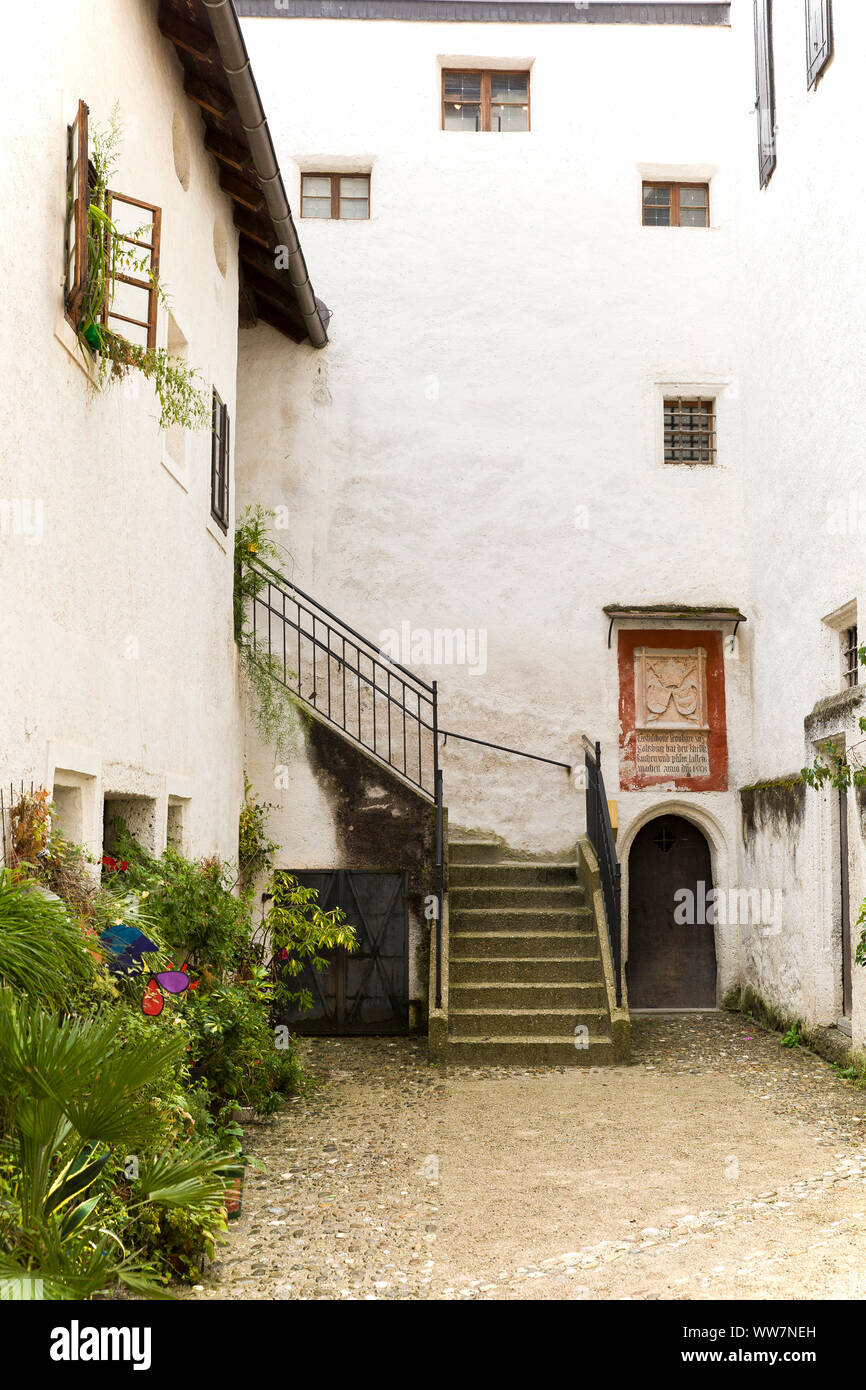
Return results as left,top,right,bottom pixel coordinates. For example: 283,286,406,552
635,729,710,779
634,647,709,731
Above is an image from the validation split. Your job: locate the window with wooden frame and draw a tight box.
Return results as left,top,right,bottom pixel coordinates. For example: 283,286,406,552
211,390,230,533
642,183,709,228
442,70,530,132
102,193,162,349
300,174,370,220
754,0,776,188
806,0,833,89
63,99,162,349
663,398,716,465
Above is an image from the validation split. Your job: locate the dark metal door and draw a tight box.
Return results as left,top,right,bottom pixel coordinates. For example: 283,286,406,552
278,870,409,1035
627,815,717,1008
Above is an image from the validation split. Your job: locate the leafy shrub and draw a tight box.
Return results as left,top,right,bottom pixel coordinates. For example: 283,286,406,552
0,872,97,1010
0,988,235,1299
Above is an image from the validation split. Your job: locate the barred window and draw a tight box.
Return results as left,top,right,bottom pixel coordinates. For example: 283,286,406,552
664,398,716,465
843,626,859,688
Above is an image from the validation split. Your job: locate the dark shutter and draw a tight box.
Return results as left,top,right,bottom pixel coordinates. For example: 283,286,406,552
806,0,833,89
754,0,776,188
210,390,229,531
65,100,89,323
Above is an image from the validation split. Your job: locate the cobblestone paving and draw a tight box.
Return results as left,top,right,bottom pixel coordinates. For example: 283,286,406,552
183,1014,866,1301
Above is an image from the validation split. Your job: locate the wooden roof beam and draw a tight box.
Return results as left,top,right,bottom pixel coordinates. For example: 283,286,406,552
183,71,232,119
158,7,218,61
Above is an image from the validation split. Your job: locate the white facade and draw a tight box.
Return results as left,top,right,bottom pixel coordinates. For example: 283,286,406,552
3,0,863,1045
234,1,866,1043
0,1,244,862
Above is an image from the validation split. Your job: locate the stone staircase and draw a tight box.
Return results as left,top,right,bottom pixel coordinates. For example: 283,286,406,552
443,836,618,1065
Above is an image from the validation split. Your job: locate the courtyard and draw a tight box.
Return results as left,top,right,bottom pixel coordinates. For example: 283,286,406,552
187,1014,866,1301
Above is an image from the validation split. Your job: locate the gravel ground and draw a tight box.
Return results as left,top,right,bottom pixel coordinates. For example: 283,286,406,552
182,1013,866,1301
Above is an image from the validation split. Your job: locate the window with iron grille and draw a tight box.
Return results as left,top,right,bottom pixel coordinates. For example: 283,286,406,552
300,174,370,220
806,0,833,89
211,390,230,533
754,0,776,188
664,398,716,465
843,626,859,688
64,98,161,349
642,183,709,228
442,70,530,132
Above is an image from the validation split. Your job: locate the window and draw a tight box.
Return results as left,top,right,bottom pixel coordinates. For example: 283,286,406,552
301,174,370,220
754,0,776,188
102,193,161,349
806,0,833,89
442,70,530,132
663,398,715,465
211,390,230,532
642,183,709,228
63,99,162,348
843,626,859,689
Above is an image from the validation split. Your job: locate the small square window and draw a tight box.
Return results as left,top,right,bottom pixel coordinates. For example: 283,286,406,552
664,398,715,465
301,173,370,220
643,182,709,228
442,69,530,133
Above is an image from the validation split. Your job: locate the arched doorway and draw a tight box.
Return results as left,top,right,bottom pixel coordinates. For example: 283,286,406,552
627,814,717,1008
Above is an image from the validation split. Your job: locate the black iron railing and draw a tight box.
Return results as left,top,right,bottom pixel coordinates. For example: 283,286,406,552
246,558,438,800
583,736,622,1006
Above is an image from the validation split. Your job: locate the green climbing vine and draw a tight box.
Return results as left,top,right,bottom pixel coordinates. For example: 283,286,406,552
234,506,302,761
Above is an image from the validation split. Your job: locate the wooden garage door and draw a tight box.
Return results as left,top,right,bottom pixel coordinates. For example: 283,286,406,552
277,870,409,1035
626,815,717,1009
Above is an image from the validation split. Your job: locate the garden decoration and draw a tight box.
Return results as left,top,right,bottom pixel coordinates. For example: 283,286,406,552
141,963,197,1016
99,921,159,977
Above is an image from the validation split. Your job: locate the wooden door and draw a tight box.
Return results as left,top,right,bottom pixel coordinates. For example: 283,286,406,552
277,870,409,1035
627,815,717,1008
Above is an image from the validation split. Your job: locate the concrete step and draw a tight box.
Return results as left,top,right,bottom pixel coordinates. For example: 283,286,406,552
448,840,503,865
449,954,604,984
450,885,585,910
450,981,607,1010
450,930,599,959
451,907,594,932
449,862,580,887
442,1036,615,1066
449,1006,610,1039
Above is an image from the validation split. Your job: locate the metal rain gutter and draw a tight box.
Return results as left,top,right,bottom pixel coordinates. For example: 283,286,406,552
202,0,330,347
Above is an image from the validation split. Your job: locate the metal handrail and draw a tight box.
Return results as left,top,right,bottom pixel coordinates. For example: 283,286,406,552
441,728,571,772
246,558,437,799
583,738,622,1006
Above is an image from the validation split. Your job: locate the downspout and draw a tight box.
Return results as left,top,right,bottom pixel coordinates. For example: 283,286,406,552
202,0,330,347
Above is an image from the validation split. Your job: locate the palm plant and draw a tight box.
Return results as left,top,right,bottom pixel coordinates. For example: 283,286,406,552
0,989,237,1299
